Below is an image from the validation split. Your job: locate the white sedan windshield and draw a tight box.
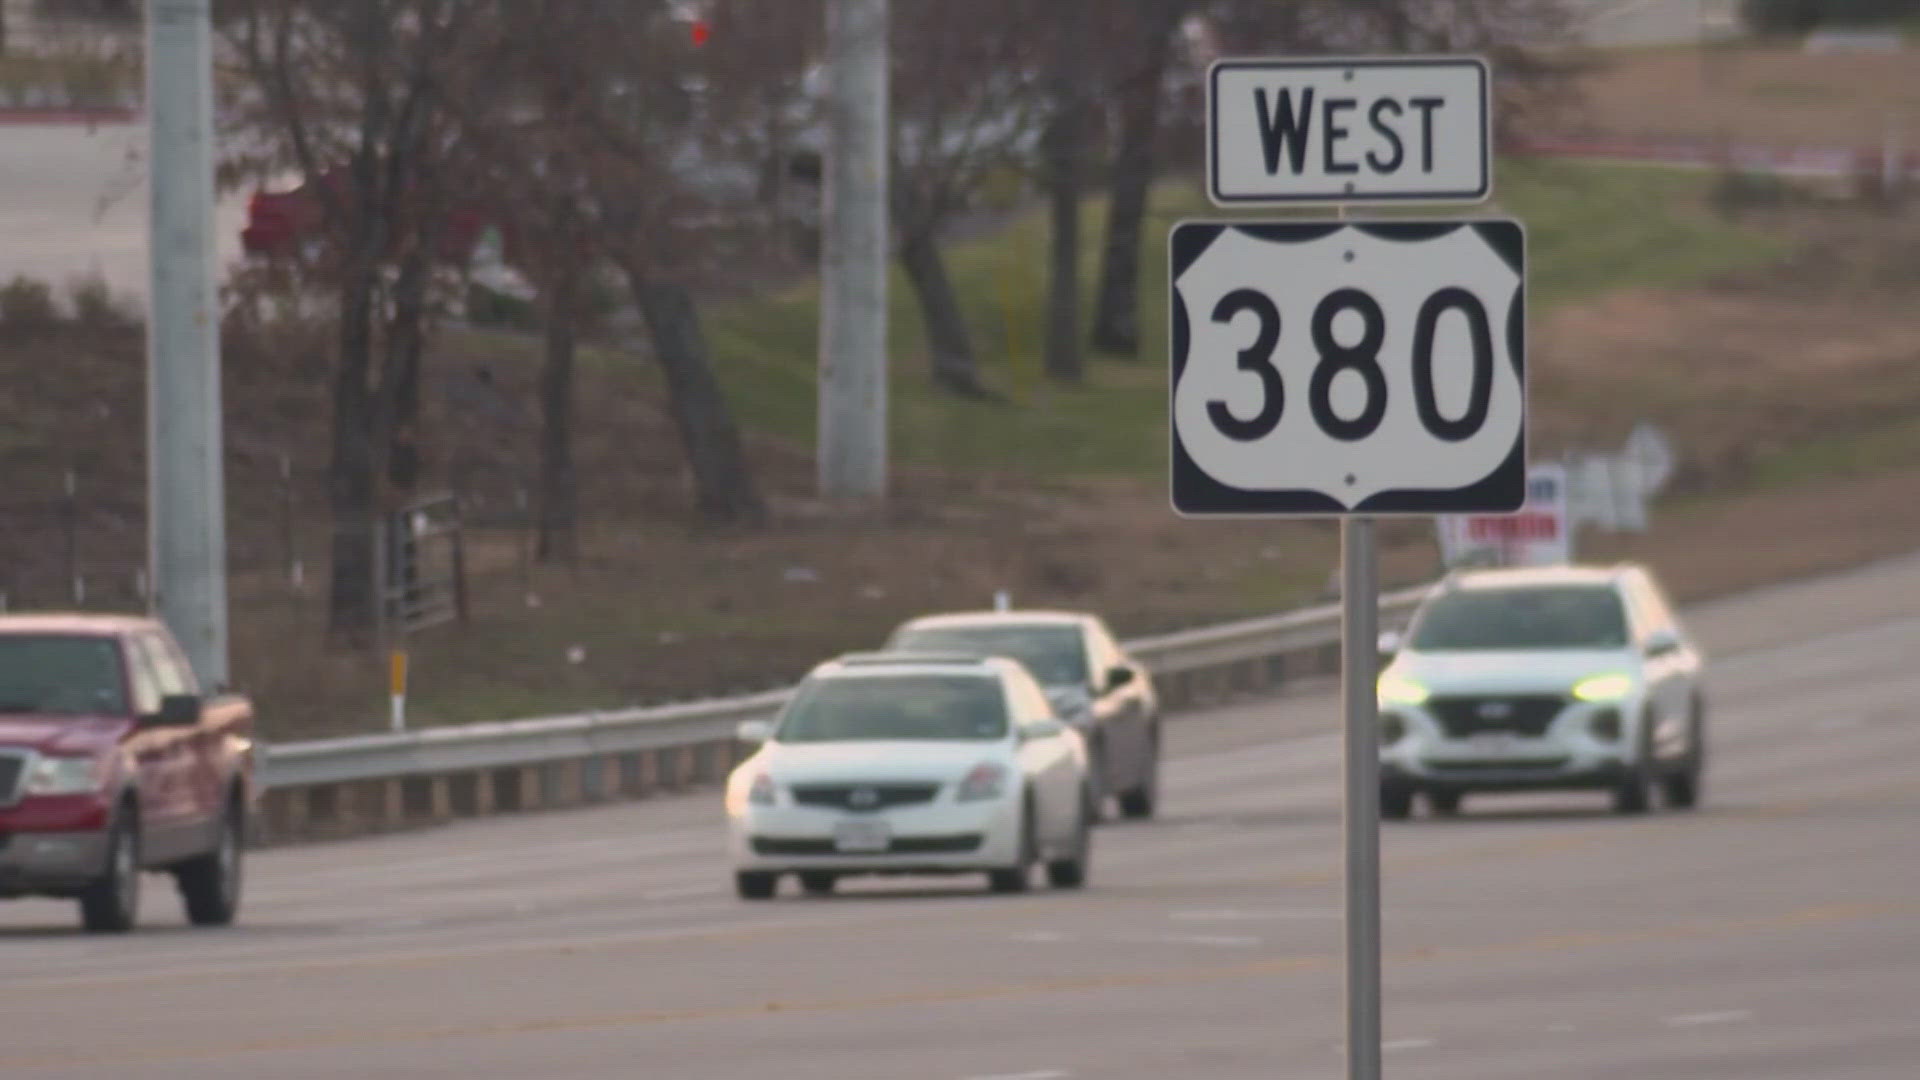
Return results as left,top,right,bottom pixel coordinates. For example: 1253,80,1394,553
777,674,1009,742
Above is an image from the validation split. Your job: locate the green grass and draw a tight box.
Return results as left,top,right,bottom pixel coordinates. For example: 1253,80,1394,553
698,158,1786,483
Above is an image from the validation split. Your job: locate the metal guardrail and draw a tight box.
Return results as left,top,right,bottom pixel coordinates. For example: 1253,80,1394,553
253,585,1434,843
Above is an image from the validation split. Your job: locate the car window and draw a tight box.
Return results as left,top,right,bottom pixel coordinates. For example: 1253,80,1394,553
888,623,1090,687
1408,585,1631,652
124,638,164,717
138,633,193,698
775,673,1010,742
0,635,131,717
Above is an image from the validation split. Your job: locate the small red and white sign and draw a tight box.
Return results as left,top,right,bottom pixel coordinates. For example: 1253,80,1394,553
1438,462,1570,568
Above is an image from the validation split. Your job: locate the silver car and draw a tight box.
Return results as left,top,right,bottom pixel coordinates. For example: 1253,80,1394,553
885,610,1161,820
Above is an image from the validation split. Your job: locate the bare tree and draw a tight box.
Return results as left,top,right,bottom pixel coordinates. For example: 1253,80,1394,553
1090,0,1191,358
224,0,481,640
888,0,1046,398
1032,0,1108,385
534,0,768,525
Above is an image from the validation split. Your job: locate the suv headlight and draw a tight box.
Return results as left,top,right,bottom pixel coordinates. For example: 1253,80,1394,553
24,754,107,796
1572,673,1634,703
1378,673,1429,706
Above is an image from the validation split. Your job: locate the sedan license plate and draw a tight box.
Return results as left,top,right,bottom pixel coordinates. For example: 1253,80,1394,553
833,819,891,853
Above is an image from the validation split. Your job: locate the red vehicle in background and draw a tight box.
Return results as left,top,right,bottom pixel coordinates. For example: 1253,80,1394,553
0,614,256,932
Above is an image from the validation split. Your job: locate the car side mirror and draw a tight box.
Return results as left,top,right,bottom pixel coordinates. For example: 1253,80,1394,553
1644,630,1681,659
1377,630,1403,659
1105,665,1135,692
1021,719,1066,742
735,719,773,744
148,694,202,727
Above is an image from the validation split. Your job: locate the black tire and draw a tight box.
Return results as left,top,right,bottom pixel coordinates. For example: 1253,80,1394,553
177,797,244,927
1046,787,1094,889
1381,783,1415,821
798,871,838,896
1663,709,1705,810
735,871,778,900
1117,730,1159,820
1612,720,1656,814
1085,741,1109,823
1427,790,1463,817
79,813,140,934
988,798,1036,894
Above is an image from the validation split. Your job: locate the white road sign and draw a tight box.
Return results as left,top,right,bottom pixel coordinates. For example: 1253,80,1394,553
1170,219,1527,516
1208,57,1490,205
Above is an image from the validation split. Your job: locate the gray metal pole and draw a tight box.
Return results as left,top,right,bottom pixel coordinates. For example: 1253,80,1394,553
147,0,229,689
816,0,889,501
1341,516,1382,1080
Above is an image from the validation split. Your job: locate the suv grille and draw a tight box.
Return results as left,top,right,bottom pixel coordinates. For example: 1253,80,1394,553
790,783,941,812
0,752,26,807
1428,695,1567,738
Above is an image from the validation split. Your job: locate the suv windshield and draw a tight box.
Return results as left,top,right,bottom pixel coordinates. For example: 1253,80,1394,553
0,635,127,716
776,673,1009,743
888,624,1088,686
1409,585,1630,652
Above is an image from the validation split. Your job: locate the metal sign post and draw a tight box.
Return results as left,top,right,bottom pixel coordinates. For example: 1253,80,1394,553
1341,515,1382,1077
1180,54,1518,1080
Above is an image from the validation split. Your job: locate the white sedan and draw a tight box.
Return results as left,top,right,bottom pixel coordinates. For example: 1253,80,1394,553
725,652,1094,899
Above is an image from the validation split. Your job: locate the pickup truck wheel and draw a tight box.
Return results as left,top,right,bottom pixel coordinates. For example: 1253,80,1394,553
177,800,244,927
79,816,140,934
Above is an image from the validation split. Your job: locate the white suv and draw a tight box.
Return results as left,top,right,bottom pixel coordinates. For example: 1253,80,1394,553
1376,564,1706,818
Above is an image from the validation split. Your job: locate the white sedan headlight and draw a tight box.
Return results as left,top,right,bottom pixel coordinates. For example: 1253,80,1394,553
24,754,106,796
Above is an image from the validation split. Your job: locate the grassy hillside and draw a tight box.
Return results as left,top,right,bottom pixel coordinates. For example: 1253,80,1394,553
698,159,1784,483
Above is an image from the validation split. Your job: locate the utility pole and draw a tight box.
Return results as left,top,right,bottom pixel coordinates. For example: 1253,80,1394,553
147,0,230,690
817,0,889,501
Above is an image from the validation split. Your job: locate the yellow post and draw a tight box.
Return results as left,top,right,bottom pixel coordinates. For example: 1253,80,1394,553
389,649,408,732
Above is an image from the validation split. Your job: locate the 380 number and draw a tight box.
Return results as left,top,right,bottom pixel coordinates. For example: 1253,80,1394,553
1206,285,1495,444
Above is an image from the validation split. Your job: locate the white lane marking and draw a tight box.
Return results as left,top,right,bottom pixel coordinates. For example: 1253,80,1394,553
1010,931,1069,944
1113,932,1262,948
1171,908,1338,922
1384,1038,1436,1053
1665,1009,1752,1028
963,1072,1070,1080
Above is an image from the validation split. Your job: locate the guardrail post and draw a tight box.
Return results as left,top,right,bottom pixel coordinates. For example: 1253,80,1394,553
550,760,585,808
582,756,607,802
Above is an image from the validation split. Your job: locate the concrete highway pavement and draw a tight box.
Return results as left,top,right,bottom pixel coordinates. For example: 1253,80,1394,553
3,553,1920,1078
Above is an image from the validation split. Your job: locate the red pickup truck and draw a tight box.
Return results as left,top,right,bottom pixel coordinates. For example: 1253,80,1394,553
0,614,257,932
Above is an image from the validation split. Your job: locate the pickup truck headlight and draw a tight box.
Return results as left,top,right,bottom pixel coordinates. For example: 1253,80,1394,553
24,754,107,796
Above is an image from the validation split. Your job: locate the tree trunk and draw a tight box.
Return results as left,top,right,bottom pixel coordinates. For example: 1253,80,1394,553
383,243,430,490
535,263,579,563
1042,92,1086,385
326,258,381,640
628,275,767,526
899,228,992,398
1091,0,1185,358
